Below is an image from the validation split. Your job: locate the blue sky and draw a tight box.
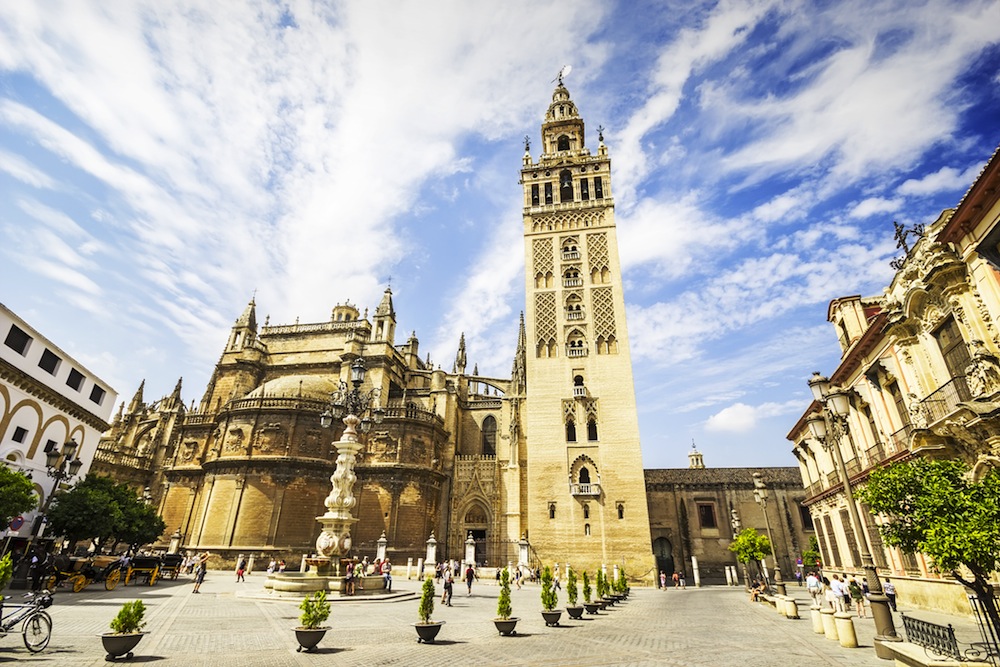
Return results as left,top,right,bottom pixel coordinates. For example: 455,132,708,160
1,0,998,469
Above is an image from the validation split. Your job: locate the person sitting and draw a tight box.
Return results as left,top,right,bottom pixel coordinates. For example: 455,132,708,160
749,579,765,602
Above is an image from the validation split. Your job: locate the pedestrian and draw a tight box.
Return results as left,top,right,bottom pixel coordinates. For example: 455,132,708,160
28,547,48,592
192,552,209,593
848,577,866,617
672,571,680,588
465,563,475,595
278,559,286,572
806,571,822,606
381,559,392,592
514,566,522,590
829,574,847,612
659,571,667,589
794,569,802,587
361,555,370,576
679,571,686,589
236,556,247,582
344,561,356,596
883,578,897,612
266,558,276,574
442,568,453,606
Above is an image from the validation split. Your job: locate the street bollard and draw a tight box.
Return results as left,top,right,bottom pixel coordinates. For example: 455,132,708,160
785,597,799,619
835,612,858,648
821,607,839,641
776,596,788,616
810,605,824,634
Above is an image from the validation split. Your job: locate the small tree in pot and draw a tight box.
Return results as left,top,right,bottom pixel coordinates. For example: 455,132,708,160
566,567,583,618
414,575,445,643
582,570,599,614
540,566,562,626
102,599,146,661
493,567,518,635
295,590,331,652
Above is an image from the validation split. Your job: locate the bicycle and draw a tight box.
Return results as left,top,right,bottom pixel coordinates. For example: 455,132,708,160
0,590,54,653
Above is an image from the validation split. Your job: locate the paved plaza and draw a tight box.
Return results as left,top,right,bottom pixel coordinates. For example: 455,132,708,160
1,571,988,666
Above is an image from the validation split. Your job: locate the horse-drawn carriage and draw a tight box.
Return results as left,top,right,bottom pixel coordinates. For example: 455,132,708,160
158,554,184,580
44,555,123,592
123,556,161,586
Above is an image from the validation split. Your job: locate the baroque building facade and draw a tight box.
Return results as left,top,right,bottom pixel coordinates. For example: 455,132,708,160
787,144,1000,614
0,302,118,551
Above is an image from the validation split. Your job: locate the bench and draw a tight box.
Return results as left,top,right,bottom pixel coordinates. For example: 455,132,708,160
899,615,995,665
759,593,779,607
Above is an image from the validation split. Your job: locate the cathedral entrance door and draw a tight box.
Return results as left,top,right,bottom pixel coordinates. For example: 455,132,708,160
653,537,674,584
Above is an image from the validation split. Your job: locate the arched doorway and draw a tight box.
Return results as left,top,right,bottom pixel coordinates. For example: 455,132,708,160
462,505,489,565
652,537,674,585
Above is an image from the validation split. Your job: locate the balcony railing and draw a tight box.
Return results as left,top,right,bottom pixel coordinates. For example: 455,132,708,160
865,442,886,465
561,251,580,260
845,457,861,477
566,310,585,320
567,348,588,357
888,424,912,453
563,278,583,287
921,376,972,423
572,386,587,399
826,470,841,488
570,483,601,497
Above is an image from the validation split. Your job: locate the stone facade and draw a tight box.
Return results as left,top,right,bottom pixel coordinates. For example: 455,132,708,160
787,144,1000,609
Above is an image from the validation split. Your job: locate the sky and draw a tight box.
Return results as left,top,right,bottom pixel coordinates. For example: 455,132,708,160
1,0,998,470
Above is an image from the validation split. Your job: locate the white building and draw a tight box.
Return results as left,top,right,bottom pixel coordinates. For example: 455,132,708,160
0,302,117,544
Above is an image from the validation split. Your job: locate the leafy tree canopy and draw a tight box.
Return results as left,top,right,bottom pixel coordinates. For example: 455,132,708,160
859,458,1000,636
0,464,37,526
728,528,771,565
45,474,165,552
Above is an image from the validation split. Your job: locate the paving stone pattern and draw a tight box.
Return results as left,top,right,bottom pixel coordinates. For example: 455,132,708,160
0,573,985,666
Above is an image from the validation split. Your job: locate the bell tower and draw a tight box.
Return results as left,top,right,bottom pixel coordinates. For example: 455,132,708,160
519,80,654,578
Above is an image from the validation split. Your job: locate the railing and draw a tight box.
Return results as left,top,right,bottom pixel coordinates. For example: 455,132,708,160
901,615,970,661
921,376,972,423
866,442,886,465
561,251,580,260
806,481,823,498
566,311,585,320
226,396,327,413
567,348,588,357
826,470,841,488
570,483,601,497
563,278,583,287
845,457,861,477
92,448,154,471
572,386,587,398
888,424,913,452
261,320,367,336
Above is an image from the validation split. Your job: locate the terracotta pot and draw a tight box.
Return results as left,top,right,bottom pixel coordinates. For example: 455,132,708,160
294,627,329,652
493,617,519,636
413,620,445,643
101,632,144,661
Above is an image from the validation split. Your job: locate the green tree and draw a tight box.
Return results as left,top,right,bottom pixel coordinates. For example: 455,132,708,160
0,464,36,527
859,458,1000,637
45,475,165,552
418,574,435,623
566,567,579,607
801,535,822,569
582,570,592,603
540,565,558,611
496,567,512,620
728,527,771,588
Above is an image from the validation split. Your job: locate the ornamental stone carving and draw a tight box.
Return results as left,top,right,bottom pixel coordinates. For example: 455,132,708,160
908,394,929,429
965,340,1000,399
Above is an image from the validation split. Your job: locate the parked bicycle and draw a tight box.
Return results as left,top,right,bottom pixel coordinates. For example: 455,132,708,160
0,590,54,653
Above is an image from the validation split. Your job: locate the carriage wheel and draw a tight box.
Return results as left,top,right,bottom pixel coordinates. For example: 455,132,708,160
149,567,159,585
71,574,88,593
105,569,121,590
45,575,57,591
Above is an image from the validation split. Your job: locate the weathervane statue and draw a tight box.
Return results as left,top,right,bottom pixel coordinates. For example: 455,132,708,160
554,64,572,84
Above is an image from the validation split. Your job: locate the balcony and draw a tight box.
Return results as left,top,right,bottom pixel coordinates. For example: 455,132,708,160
826,470,841,488
921,376,972,423
888,424,913,453
572,386,587,399
845,457,861,477
562,251,580,260
566,310,585,320
567,348,588,358
865,442,886,465
563,278,583,288
571,483,601,497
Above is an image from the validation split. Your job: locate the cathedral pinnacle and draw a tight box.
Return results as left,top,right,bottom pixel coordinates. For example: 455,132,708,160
235,296,257,332
455,333,467,375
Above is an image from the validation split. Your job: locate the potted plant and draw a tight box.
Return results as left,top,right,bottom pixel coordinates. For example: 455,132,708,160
582,571,600,614
540,565,562,626
294,590,331,652
413,575,445,643
101,599,146,661
565,568,583,619
596,570,611,608
493,567,519,636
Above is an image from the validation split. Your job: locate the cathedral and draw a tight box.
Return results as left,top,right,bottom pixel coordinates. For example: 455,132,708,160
92,82,811,582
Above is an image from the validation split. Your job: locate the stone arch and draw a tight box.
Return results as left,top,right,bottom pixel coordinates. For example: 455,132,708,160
480,415,497,456
569,454,600,486
652,537,675,583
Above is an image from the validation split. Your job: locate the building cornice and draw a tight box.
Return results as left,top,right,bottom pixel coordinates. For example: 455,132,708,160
0,357,111,432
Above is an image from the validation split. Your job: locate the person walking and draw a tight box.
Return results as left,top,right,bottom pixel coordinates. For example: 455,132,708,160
441,568,454,606
192,552,209,593
344,561,356,596
679,571,686,589
848,577,866,617
659,571,667,589
806,571,823,606
553,563,561,591
883,578,898,611
236,557,247,582
672,571,680,588
464,564,475,596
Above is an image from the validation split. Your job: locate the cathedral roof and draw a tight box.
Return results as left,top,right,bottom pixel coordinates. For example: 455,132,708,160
644,466,802,488
243,374,339,401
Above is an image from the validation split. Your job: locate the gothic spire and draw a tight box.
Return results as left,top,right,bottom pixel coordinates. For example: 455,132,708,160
234,295,257,332
455,333,467,375
128,379,145,413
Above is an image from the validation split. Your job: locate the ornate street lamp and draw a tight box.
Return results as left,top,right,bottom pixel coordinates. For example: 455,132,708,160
807,372,900,654
313,357,384,569
752,472,785,596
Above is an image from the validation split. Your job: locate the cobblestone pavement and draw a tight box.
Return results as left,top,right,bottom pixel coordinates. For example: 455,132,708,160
0,573,989,666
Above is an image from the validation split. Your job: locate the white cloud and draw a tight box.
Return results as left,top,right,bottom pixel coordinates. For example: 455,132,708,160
897,163,986,197
705,399,804,433
0,150,55,188
849,197,902,219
